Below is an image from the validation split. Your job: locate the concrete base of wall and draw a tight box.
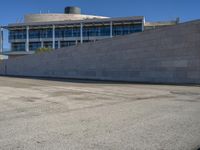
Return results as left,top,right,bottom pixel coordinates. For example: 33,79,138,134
0,20,200,84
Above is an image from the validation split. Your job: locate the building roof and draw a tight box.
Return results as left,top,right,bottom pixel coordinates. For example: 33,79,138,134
5,16,144,29
24,13,109,23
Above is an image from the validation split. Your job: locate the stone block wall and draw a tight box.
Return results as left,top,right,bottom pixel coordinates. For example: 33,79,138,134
0,20,200,84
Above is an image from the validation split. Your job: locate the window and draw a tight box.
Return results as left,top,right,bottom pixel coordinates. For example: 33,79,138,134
113,24,142,36
29,42,41,51
9,30,26,41
40,29,52,39
61,41,76,48
43,42,52,48
11,42,25,51
99,26,110,36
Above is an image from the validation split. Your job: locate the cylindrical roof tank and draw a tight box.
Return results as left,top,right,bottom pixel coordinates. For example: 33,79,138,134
65,6,81,14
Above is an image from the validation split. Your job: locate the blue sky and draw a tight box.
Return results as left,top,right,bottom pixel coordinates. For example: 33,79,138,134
0,0,199,49
0,0,199,25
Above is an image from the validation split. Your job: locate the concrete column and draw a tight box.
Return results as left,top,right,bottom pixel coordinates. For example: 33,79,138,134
58,40,61,49
75,40,78,45
41,41,44,48
26,26,29,52
0,27,3,53
80,23,83,44
110,21,113,38
142,17,145,32
52,25,55,49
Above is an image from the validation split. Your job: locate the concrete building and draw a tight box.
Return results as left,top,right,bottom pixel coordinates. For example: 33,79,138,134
0,6,178,58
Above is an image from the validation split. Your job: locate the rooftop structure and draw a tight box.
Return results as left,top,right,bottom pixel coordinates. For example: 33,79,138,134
24,6,108,23
0,6,179,58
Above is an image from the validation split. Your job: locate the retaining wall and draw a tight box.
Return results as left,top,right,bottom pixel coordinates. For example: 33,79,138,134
0,20,200,84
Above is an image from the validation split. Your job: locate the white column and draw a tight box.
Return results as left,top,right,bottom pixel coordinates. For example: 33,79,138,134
52,25,55,49
58,40,61,49
26,26,29,52
80,23,83,44
0,27,3,53
110,21,113,38
41,41,44,48
142,17,145,32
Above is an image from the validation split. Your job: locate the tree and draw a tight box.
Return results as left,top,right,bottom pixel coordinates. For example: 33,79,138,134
36,47,52,54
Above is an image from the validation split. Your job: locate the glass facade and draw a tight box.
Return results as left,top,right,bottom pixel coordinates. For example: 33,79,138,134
9,30,26,40
29,42,41,51
29,29,52,39
43,42,53,49
61,41,76,47
9,20,143,51
11,42,25,51
9,23,142,40
113,24,142,36
83,26,110,37
55,27,80,38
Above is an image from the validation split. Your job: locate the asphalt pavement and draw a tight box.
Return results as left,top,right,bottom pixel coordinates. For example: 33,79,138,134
0,77,199,150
